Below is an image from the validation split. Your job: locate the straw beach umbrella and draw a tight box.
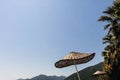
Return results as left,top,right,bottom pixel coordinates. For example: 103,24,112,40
92,71,106,76
92,71,106,80
55,52,95,80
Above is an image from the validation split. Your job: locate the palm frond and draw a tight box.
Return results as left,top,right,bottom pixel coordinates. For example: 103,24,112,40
103,7,115,15
112,19,117,25
104,45,112,51
102,51,107,56
107,28,112,35
98,16,112,22
103,35,112,40
113,1,120,8
104,24,111,30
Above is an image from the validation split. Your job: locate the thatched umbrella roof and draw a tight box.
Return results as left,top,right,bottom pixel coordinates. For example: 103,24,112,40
55,52,95,68
93,71,106,76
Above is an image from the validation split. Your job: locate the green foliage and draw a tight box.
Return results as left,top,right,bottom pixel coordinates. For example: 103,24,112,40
99,1,120,80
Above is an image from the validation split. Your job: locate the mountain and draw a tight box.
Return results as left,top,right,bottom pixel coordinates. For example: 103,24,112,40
17,62,103,80
18,74,66,80
17,79,25,80
65,62,104,80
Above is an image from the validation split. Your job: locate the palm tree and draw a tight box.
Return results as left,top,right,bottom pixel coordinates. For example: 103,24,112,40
98,1,120,80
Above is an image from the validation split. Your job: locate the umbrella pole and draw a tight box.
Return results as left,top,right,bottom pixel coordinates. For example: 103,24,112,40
74,61,80,80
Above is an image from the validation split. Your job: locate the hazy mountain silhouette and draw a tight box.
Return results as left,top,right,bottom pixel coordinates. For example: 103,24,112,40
17,62,103,80
17,74,66,80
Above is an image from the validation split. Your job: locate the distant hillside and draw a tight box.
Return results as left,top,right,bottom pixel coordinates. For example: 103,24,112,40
17,79,25,80
17,62,103,80
18,74,66,80
65,62,103,80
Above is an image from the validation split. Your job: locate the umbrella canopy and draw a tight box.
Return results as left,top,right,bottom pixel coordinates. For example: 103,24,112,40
55,52,95,68
92,71,106,76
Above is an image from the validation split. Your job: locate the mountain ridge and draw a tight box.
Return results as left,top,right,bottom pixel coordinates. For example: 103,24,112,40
17,74,66,80
17,62,103,80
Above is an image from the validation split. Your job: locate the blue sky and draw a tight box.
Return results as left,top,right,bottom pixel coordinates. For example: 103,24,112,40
0,0,113,80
